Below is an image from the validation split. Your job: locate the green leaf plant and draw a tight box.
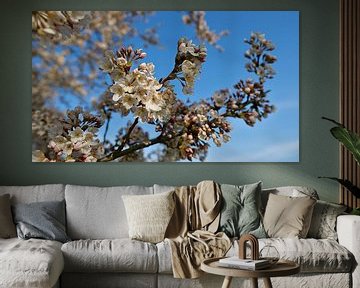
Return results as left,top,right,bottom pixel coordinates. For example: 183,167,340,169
319,117,360,204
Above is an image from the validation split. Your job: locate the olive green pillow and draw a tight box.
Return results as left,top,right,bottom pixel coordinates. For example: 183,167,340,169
218,182,266,238
0,194,16,238
263,193,316,238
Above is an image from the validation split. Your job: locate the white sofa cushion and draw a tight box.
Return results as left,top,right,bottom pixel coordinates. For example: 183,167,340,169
156,240,173,274
157,238,353,274
61,239,158,273
65,185,153,239
0,238,63,288
0,184,65,204
231,238,353,273
153,184,176,194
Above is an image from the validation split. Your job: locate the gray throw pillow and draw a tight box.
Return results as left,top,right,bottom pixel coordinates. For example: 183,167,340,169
307,200,347,240
218,182,266,238
12,200,70,243
0,194,16,238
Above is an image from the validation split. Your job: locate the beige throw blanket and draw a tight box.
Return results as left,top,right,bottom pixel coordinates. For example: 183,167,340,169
165,181,231,279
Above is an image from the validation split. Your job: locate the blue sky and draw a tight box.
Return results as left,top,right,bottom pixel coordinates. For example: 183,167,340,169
113,11,299,162
42,11,299,162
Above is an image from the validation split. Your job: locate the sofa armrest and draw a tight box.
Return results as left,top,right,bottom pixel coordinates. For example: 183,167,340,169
337,215,360,288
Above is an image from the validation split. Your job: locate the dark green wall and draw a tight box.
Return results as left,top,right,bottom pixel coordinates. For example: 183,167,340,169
0,0,340,202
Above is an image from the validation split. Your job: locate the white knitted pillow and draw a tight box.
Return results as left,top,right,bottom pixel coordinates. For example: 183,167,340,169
122,191,175,243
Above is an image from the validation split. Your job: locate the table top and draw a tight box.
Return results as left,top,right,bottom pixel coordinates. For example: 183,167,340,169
201,257,300,278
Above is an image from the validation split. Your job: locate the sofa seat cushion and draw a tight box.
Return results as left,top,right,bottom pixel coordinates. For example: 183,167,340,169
61,239,158,273
0,238,64,288
157,238,354,274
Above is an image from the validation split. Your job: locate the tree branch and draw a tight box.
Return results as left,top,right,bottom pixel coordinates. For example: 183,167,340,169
117,117,139,152
102,109,111,144
100,134,165,161
114,136,165,160
160,68,177,85
98,117,140,161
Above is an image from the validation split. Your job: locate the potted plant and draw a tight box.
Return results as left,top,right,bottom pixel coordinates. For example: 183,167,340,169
320,117,360,215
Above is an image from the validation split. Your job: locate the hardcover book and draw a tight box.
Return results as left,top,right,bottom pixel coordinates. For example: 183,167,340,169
218,257,271,270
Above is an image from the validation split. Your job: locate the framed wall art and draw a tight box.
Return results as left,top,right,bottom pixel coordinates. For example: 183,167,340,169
32,11,299,162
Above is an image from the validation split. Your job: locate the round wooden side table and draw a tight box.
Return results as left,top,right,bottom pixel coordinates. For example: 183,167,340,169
201,257,300,288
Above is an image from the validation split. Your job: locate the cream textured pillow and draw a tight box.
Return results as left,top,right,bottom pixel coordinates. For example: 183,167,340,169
263,193,316,238
122,191,175,243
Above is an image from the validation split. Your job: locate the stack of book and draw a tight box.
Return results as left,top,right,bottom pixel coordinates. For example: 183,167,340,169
218,257,271,270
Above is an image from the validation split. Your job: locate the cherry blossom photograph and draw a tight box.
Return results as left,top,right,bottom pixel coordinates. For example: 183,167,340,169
32,11,299,162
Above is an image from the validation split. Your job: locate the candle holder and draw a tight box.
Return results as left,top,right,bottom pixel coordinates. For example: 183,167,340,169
238,234,259,260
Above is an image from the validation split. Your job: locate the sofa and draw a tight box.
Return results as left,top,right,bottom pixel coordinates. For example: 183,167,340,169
0,183,359,288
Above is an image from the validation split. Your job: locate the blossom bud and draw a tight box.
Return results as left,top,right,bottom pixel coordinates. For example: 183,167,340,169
182,15,191,24
264,105,272,113
248,115,256,124
223,135,230,142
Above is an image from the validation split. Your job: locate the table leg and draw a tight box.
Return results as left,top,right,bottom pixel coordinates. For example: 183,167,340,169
251,278,258,288
221,276,233,288
263,277,273,288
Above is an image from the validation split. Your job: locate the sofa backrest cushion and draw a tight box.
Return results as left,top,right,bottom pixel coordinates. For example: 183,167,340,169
0,184,65,204
153,184,176,194
65,185,153,239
